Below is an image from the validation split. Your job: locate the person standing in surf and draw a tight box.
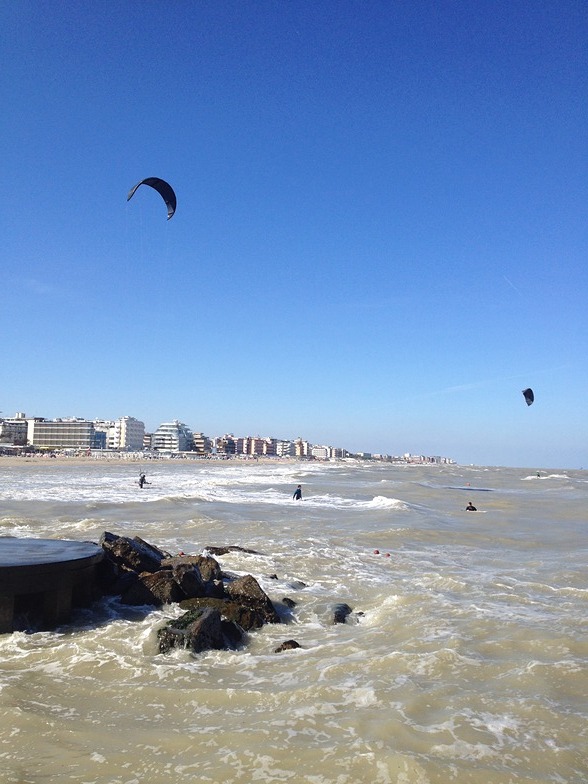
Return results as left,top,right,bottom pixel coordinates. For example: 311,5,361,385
293,484,302,501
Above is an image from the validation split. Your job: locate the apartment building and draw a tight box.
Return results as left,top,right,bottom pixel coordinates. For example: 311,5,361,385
152,420,194,452
294,438,311,457
113,416,145,451
192,432,211,455
214,434,237,455
276,440,296,457
0,413,28,445
27,418,96,450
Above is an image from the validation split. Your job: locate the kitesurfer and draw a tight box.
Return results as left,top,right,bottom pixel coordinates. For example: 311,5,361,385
293,485,302,501
465,501,477,511
139,472,149,489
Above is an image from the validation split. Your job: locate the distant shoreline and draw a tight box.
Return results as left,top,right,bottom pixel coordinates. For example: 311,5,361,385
0,454,299,466
0,454,332,468
0,453,449,468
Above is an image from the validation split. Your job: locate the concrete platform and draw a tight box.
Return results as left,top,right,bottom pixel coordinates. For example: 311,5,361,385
0,537,104,633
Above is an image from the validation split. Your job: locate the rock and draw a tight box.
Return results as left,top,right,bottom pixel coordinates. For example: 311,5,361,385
275,639,301,652
282,597,297,609
100,532,169,573
161,554,222,582
205,545,263,556
120,570,184,606
157,607,243,654
161,554,225,597
225,574,280,625
171,562,207,598
332,603,353,624
178,597,269,631
286,580,307,590
95,557,136,595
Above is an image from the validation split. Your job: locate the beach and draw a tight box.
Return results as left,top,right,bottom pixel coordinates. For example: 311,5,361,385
0,459,586,783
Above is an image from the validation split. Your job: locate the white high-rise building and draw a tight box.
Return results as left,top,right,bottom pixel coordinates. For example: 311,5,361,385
92,417,145,451
276,440,295,457
113,416,145,451
152,420,194,452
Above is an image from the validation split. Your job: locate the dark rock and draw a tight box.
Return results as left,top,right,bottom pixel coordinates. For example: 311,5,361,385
171,563,206,598
158,608,223,653
275,639,301,653
286,580,307,590
206,579,227,599
193,555,223,584
282,597,297,609
161,554,222,582
120,571,184,606
157,607,243,654
95,557,136,595
161,554,224,597
205,545,263,556
225,574,280,625
333,603,353,624
267,574,279,580
221,618,244,648
179,597,270,631
100,532,169,573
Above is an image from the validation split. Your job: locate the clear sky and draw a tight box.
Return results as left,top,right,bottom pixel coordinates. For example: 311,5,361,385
2,1,586,468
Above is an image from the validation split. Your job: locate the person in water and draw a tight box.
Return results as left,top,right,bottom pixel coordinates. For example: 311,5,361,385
293,484,302,501
465,501,477,511
139,472,149,489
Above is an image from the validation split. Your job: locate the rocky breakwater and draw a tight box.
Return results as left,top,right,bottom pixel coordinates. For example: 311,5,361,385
98,533,297,655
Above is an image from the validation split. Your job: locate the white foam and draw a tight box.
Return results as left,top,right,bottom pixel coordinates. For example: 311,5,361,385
521,473,569,481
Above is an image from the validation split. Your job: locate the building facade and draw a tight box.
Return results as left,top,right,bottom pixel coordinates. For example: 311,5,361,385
0,413,28,445
192,432,211,455
113,416,145,451
214,434,236,455
152,420,194,452
27,418,96,450
276,440,295,457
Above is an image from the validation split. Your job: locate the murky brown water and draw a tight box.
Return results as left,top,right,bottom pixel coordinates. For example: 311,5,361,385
0,459,586,782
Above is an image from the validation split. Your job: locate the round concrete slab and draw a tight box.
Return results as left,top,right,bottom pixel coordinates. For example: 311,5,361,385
0,537,102,568
0,537,104,633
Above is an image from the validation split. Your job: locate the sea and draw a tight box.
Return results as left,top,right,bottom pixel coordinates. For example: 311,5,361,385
0,457,586,784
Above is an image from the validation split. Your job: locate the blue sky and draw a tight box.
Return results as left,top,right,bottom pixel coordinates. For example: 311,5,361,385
2,1,586,468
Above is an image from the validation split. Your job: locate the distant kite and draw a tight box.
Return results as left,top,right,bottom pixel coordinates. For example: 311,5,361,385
522,388,534,406
127,177,176,220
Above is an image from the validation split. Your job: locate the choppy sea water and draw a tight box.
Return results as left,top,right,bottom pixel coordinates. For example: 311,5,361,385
0,458,586,784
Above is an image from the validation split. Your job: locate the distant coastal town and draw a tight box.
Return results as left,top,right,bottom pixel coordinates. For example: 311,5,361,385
0,412,454,464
